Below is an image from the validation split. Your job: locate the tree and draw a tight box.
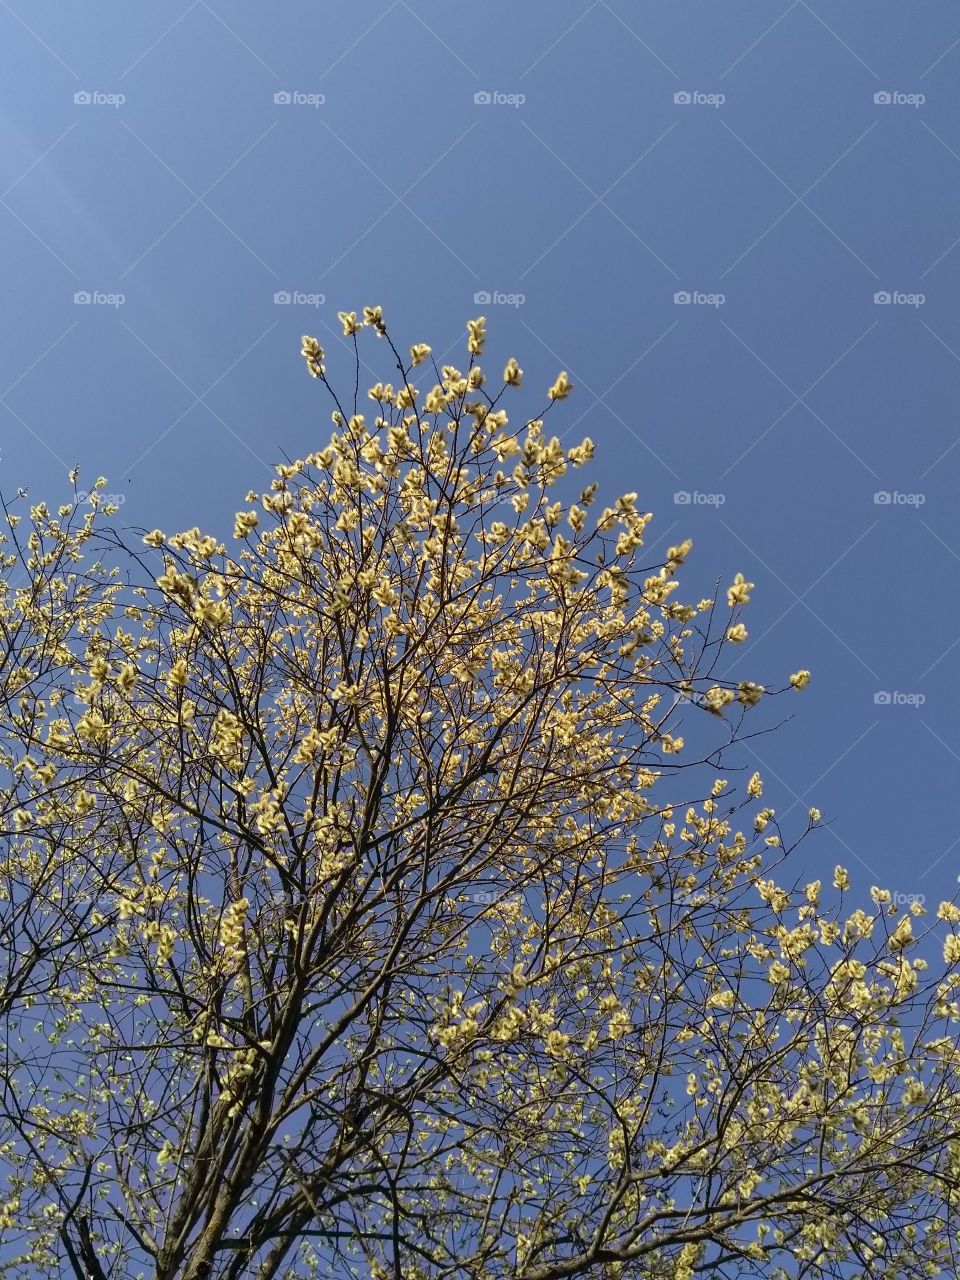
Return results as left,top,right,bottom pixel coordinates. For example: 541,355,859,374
0,307,959,1280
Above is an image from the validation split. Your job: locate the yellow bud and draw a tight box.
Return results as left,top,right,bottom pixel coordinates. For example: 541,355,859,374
547,370,573,401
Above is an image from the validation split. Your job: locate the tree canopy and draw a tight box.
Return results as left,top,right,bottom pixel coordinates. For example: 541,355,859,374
0,309,959,1280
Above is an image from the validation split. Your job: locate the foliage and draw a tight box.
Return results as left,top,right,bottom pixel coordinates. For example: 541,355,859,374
0,311,958,1280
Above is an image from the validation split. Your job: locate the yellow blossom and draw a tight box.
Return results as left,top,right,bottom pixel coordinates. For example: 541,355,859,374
503,357,523,385
704,685,735,715
737,681,764,707
363,305,385,333
234,510,259,539
300,335,324,379
544,1029,571,1059
889,916,913,952
466,316,486,355
166,658,188,694
547,370,573,401
727,572,754,607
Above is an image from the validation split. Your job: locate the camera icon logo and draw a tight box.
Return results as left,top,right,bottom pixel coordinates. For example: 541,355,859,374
673,290,691,304
874,690,892,705
273,291,291,304
874,291,891,305
73,291,91,305
473,290,492,304
674,91,692,105
873,491,892,504
474,91,492,105
874,91,892,105
73,91,92,105
273,91,292,105
673,490,692,504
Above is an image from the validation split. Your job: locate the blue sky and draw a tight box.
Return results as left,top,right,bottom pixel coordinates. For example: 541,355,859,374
3,1,960,931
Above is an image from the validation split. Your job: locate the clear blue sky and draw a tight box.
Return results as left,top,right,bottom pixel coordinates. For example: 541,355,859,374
2,2,960,927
